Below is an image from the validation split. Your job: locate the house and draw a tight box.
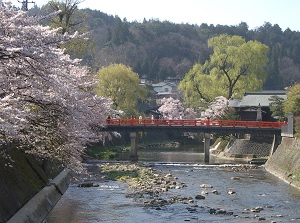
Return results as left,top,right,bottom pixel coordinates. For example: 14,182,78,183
152,81,173,94
228,90,287,121
152,81,180,103
140,75,151,85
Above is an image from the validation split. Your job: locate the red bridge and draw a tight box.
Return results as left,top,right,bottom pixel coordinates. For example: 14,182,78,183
107,118,284,128
102,118,288,163
105,118,286,134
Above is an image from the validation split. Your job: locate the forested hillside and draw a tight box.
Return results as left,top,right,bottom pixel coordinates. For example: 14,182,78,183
31,5,300,90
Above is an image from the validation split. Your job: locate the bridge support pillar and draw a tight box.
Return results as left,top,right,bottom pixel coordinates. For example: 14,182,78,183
130,132,138,162
204,133,210,163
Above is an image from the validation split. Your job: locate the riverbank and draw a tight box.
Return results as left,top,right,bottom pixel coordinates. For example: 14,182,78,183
212,136,300,190
7,169,71,223
264,137,300,189
211,135,273,159
0,148,62,223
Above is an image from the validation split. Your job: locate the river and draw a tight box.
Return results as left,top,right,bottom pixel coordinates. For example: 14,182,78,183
46,145,300,223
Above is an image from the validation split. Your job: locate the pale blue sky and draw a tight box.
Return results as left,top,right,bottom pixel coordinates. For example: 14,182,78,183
9,0,300,31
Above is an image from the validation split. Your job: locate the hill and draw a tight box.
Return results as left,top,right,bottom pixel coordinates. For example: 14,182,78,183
31,6,300,90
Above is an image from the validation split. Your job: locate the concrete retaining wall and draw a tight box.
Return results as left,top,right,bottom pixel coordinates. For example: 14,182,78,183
221,135,274,158
264,137,300,189
7,169,71,223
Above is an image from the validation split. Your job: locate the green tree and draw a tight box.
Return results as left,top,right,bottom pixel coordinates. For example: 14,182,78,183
217,107,240,120
269,95,286,121
284,84,300,116
178,63,223,107
63,37,96,67
284,84,300,138
46,0,85,34
179,34,269,107
111,17,131,46
208,34,269,99
44,0,95,66
96,64,147,117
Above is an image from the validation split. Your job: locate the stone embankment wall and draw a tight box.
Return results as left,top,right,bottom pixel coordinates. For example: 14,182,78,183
0,148,65,223
220,135,274,158
264,137,300,189
7,169,71,223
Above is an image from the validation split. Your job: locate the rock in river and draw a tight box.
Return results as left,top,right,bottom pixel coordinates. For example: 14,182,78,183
200,184,213,188
195,195,206,200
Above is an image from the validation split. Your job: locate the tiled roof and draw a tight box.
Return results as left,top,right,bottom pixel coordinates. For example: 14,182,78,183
152,82,176,87
229,91,287,107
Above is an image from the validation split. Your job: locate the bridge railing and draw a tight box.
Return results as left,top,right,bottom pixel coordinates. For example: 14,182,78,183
106,118,286,129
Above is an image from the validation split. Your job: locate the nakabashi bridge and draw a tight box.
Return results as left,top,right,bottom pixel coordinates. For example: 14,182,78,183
100,118,290,163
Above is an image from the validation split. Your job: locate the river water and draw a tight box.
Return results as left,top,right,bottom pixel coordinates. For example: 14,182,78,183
46,145,300,223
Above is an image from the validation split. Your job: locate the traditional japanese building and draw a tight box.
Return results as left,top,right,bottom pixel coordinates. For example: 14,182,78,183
152,81,180,104
228,90,287,121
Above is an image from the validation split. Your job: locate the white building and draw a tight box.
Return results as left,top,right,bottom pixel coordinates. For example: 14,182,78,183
152,81,180,104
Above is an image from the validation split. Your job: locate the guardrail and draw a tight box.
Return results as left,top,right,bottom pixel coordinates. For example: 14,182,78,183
106,118,286,129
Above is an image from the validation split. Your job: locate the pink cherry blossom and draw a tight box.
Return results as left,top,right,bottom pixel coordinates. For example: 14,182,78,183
201,96,228,119
0,1,112,171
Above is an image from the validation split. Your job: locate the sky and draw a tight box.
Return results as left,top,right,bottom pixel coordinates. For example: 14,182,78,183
8,0,300,31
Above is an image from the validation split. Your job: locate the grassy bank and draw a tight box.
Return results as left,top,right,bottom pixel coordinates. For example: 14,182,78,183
86,141,181,160
86,145,131,160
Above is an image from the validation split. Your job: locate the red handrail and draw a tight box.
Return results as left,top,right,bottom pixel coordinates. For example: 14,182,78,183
106,118,286,129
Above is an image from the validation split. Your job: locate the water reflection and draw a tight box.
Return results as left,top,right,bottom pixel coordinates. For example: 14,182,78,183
137,145,248,164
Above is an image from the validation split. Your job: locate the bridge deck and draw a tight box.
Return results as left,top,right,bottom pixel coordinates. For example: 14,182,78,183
102,118,286,134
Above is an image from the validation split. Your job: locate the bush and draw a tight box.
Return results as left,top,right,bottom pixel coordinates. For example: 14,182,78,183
284,84,300,116
86,145,130,160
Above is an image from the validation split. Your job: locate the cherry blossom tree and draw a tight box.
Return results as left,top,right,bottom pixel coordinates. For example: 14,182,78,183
158,97,184,119
184,108,198,120
201,96,228,119
158,97,201,140
158,97,198,120
0,1,112,171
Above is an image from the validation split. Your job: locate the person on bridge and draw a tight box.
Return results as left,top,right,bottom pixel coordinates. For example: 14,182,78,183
130,116,137,125
206,117,210,126
107,115,111,124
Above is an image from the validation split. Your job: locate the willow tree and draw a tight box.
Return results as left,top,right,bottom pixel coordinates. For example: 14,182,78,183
96,64,147,117
178,63,225,107
179,34,269,107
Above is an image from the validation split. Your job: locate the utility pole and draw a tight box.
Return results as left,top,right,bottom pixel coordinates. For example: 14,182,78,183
18,0,35,11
